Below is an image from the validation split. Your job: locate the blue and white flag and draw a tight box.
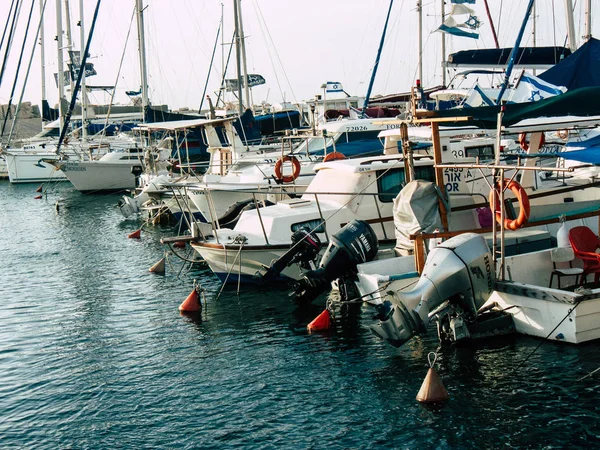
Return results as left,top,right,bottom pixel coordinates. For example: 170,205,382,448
508,72,567,103
451,0,476,4
325,81,343,93
437,4,481,39
463,83,497,107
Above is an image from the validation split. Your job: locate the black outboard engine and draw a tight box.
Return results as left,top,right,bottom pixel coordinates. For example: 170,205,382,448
254,227,322,282
292,219,379,306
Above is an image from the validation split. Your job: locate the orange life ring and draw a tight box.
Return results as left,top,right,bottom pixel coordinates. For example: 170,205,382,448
557,129,569,140
519,132,545,151
323,151,346,162
274,155,301,183
489,178,530,231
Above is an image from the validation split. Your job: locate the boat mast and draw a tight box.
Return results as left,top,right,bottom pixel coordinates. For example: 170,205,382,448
56,0,66,132
417,0,423,84
136,0,149,116
78,0,87,141
236,0,251,111
39,0,46,128
362,0,394,112
440,0,446,87
63,0,76,94
564,0,577,51
233,0,243,115
584,0,592,41
483,0,500,49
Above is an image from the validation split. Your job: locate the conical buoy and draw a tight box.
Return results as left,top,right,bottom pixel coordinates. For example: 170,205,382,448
149,257,166,274
173,241,186,249
416,352,449,404
128,229,141,239
179,286,200,312
307,309,331,332
34,195,42,199
35,185,43,193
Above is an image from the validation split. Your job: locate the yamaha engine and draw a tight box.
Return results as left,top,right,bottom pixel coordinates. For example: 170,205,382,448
254,227,322,282
292,219,379,306
370,233,495,347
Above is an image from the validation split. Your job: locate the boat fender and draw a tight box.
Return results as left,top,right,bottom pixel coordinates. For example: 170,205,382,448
489,179,530,231
274,155,301,183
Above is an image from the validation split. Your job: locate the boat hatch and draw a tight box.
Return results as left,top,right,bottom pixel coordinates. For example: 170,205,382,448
278,198,312,208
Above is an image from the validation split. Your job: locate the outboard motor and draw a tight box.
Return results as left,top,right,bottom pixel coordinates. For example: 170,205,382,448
370,233,495,347
255,228,322,282
291,219,379,306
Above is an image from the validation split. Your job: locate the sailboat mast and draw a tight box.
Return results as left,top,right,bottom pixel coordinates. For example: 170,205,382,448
236,0,251,111
440,0,445,86
564,0,577,51
584,0,592,41
233,0,243,115
483,0,499,49
56,0,66,131
79,0,87,141
63,0,76,93
39,0,46,127
417,0,423,84
136,0,149,114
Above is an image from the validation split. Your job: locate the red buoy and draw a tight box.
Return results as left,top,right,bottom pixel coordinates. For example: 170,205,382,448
307,309,331,332
35,185,43,193
179,287,200,312
128,229,141,239
173,241,186,248
416,352,449,404
34,195,42,199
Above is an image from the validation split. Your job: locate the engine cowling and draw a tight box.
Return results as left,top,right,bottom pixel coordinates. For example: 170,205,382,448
370,233,495,347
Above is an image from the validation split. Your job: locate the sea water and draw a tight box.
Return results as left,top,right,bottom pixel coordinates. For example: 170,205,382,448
1,180,600,449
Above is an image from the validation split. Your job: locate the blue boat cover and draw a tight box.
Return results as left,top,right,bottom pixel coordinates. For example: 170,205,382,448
539,38,600,90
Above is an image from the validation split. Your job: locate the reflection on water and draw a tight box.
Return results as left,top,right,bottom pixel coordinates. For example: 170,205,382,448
1,181,600,448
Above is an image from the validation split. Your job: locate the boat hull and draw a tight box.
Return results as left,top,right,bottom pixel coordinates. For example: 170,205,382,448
57,160,142,192
5,152,67,183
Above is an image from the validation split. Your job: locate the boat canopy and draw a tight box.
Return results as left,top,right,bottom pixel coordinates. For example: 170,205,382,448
446,46,571,69
539,38,600,90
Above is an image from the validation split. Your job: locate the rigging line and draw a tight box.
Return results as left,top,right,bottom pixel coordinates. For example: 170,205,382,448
215,31,235,107
56,0,102,155
251,0,297,104
1,0,36,138
0,0,17,54
512,300,582,374
0,0,22,89
101,6,136,147
198,21,221,114
7,0,48,147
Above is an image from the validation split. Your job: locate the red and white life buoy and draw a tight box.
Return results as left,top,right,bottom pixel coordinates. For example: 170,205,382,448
518,132,545,151
489,178,530,230
274,155,301,183
323,151,346,162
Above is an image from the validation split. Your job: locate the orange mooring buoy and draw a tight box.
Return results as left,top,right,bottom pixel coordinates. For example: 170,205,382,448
34,195,42,199
149,257,166,274
179,286,200,312
307,309,331,332
128,229,141,239
35,185,43,193
416,352,449,404
173,241,186,249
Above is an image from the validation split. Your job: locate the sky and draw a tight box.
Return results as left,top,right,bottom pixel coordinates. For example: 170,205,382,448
0,0,597,111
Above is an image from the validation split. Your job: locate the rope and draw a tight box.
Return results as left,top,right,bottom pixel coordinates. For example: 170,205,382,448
216,239,246,300
512,300,581,373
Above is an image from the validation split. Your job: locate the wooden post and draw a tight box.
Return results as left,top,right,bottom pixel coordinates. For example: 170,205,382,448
414,233,426,274
400,123,412,183
431,122,449,231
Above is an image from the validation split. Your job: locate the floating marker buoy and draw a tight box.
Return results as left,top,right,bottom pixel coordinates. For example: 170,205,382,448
35,185,43,193
149,257,166,274
34,195,42,199
179,286,200,312
173,241,186,249
416,352,449,404
307,309,331,332
128,229,141,239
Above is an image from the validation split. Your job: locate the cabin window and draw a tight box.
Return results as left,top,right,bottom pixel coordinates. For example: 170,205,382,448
376,166,436,202
465,144,494,159
291,219,325,234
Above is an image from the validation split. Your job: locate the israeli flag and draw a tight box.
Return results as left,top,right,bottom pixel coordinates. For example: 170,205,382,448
463,83,497,107
437,4,481,39
326,81,343,93
507,72,567,104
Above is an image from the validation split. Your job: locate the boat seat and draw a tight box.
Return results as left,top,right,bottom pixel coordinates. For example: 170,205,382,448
569,226,600,284
549,247,584,289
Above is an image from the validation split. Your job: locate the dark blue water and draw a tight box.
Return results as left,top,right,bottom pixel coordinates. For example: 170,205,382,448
2,180,600,449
